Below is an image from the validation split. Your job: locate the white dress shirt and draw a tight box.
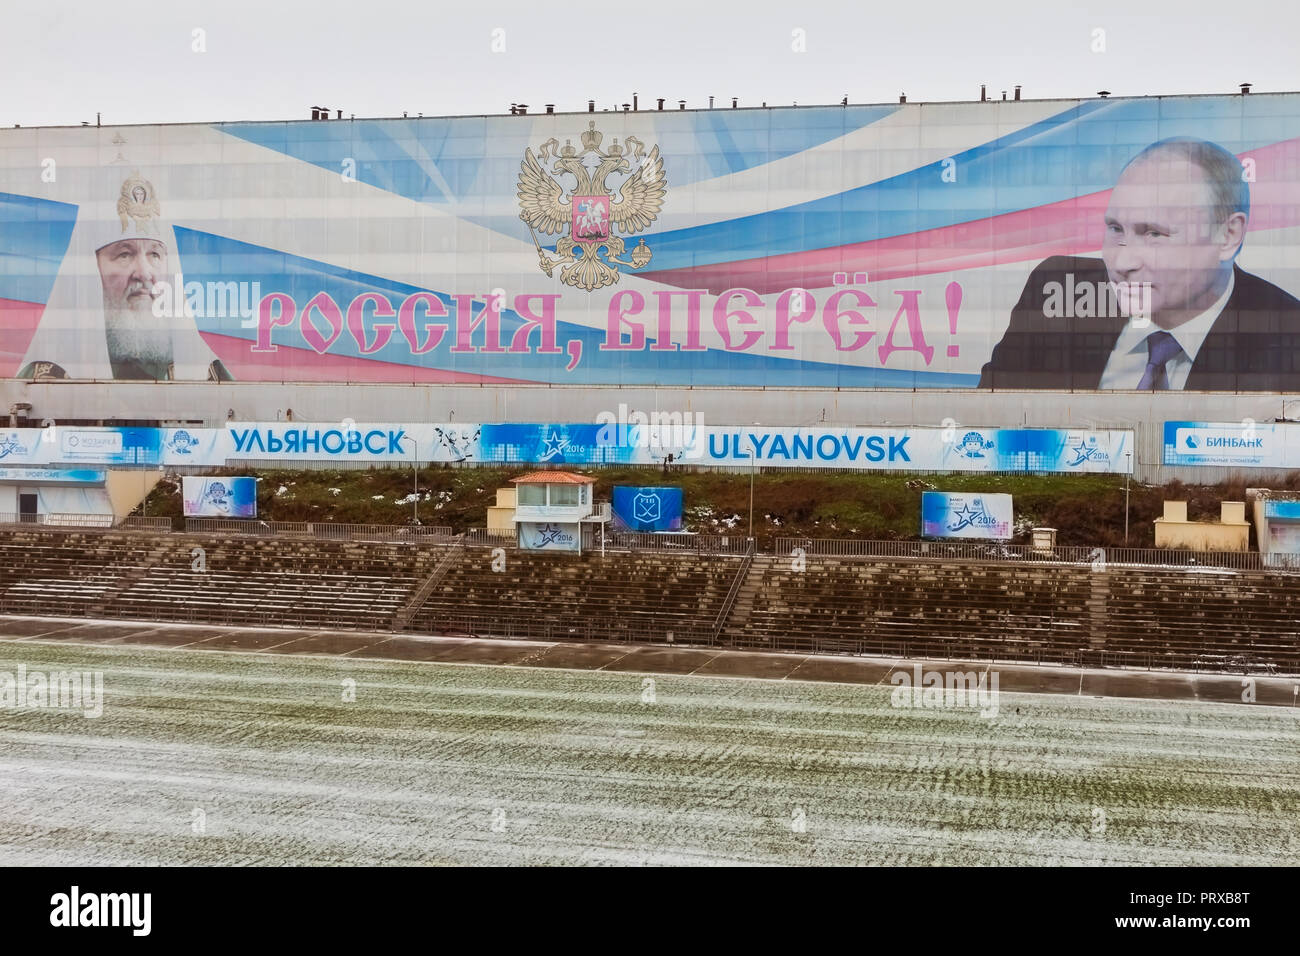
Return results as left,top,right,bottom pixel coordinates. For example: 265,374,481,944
1098,272,1235,390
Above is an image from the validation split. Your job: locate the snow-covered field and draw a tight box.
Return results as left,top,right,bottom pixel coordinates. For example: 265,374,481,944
1,640,1297,865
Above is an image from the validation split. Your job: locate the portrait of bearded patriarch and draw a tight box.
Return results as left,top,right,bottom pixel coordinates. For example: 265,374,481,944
18,171,232,382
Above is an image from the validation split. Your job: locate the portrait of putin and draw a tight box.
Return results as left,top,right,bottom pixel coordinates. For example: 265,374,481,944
980,137,1300,391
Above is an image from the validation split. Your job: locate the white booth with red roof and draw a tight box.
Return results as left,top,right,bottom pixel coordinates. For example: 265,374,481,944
511,471,606,553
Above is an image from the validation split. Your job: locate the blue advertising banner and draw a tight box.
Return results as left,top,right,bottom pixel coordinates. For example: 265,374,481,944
478,424,633,466
0,422,1133,473
984,430,1127,472
1265,500,1300,519
182,476,258,517
0,467,105,484
922,492,1014,540
1163,421,1290,467
0,427,161,466
612,487,684,532
476,425,1131,473
60,428,161,465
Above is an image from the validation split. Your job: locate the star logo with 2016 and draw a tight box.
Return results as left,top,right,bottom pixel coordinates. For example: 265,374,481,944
1067,437,1106,466
536,524,572,546
948,502,992,533
539,429,571,462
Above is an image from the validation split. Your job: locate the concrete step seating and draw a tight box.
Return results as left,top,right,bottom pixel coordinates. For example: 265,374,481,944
1095,567,1300,669
737,560,1085,641
0,535,172,613
0,529,446,629
0,527,1297,671
729,557,1300,670
404,549,741,643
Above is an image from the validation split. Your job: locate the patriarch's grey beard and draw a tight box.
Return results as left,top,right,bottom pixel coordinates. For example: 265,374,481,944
104,303,173,370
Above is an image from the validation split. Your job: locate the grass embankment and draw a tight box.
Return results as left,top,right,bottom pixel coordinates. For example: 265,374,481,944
141,466,1286,549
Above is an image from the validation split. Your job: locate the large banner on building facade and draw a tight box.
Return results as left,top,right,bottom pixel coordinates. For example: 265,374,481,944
6,95,1300,391
0,424,1132,472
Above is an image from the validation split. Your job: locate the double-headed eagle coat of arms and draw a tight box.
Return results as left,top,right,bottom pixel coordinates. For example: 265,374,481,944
518,121,666,291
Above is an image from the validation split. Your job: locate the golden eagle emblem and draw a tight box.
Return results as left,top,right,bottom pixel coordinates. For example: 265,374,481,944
518,121,666,291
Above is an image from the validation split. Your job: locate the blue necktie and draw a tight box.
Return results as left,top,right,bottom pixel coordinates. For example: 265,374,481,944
1136,330,1182,390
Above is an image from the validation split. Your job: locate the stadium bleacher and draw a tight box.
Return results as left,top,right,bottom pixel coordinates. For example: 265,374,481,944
0,524,1297,673
400,547,741,644
0,528,441,631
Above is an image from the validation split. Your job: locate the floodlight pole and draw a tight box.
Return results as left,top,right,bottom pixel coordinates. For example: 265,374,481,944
747,445,755,541
400,435,419,524
1124,452,1132,544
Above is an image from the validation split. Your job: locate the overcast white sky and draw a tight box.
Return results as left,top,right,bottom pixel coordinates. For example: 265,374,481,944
3,0,1298,127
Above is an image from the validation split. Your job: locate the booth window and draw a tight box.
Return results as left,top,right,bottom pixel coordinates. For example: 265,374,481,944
518,484,545,506
549,484,580,507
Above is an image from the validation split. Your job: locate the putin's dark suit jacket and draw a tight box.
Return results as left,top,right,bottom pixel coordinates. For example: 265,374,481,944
978,255,1300,391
